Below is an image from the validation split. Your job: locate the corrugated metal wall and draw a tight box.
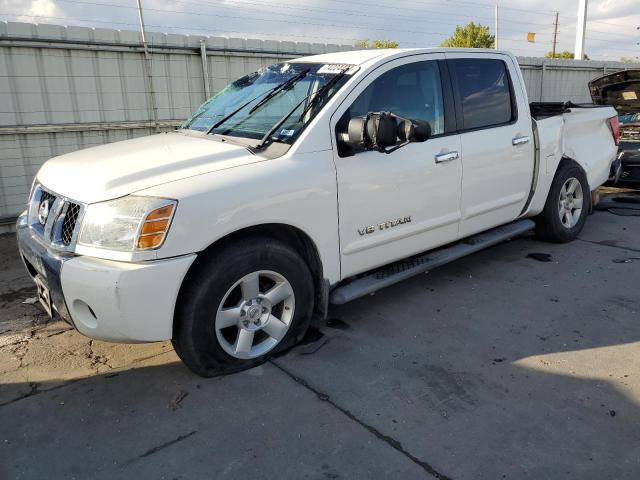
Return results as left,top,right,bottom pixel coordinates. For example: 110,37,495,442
0,21,637,230
0,21,353,230
517,56,633,103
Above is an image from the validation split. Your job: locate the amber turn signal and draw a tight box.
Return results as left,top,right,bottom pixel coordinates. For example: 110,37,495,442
146,204,174,221
136,202,175,250
140,218,169,235
137,233,165,249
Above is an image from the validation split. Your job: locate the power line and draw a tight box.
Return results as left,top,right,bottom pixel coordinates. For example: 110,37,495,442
0,11,563,46
1,3,636,58
320,0,558,17
47,0,640,46
0,13,368,43
200,0,560,29
32,0,565,39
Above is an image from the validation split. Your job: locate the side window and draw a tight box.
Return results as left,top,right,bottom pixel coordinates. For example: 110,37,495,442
450,58,516,130
345,61,445,136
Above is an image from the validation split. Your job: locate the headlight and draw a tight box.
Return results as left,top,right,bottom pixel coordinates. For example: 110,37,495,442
77,196,176,251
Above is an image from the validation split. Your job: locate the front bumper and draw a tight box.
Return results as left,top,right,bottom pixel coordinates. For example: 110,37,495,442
17,217,73,323
17,220,196,343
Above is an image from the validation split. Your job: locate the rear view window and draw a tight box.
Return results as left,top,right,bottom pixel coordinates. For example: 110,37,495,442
450,59,515,130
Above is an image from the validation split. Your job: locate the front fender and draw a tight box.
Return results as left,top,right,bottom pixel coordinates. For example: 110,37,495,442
137,150,341,284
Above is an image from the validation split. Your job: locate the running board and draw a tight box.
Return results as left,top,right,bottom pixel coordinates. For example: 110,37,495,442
329,219,535,305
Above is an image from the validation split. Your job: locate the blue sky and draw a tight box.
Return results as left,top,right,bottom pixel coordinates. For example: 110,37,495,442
1,0,639,61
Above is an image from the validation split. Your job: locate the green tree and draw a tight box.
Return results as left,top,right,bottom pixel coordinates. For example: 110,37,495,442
355,39,399,49
440,22,495,48
620,56,638,64
546,51,590,60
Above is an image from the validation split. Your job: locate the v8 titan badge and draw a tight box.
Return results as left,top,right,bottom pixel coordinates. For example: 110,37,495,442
358,216,412,236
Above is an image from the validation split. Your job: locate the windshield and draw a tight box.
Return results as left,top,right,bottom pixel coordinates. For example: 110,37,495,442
182,62,355,146
619,113,640,125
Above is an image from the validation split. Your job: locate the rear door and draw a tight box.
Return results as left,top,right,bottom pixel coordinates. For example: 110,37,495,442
330,54,462,278
445,53,534,237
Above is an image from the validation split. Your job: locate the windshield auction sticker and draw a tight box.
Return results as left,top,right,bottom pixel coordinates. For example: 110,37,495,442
317,64,357,75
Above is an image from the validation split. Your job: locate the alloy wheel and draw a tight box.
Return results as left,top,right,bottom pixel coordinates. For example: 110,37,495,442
215,270,295,359
558,177,584,229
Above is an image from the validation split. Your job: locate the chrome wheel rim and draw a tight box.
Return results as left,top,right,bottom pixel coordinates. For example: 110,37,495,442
215,270,295,360
558,177,583,229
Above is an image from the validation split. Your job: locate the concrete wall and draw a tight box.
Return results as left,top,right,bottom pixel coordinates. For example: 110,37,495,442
1,21,638,229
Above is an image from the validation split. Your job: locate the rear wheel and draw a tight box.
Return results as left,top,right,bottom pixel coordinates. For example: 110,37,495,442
535,161,590,243
172,237,314,377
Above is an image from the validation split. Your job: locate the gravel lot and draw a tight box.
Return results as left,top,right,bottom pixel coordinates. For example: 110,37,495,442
1,190,639,480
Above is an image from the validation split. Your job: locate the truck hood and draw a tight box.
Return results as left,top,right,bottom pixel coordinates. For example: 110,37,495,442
37,131,261,203
589,70,640,114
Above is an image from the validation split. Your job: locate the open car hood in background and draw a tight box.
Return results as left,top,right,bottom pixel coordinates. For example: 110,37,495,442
589,70,640,114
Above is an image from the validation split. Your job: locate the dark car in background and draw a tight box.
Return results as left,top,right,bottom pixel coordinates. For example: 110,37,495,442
590,70,640,188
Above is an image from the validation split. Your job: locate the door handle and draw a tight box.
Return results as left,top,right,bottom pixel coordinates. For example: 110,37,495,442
435,151,459,163
512,135,530,146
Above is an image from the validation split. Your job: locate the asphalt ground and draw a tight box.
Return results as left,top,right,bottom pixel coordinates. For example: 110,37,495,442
1,189,639,479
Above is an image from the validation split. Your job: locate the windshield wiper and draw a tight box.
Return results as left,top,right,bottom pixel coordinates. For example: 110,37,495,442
254,68,349,150
206,69,309,135
297,68,349,122
205,94,263,134
248,69,309,114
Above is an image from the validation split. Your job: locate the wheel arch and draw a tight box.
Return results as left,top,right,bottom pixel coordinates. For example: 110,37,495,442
174,223,329,336
556,156,590,186
555,156,593,211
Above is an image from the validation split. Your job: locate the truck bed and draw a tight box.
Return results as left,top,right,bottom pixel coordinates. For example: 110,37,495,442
530,102,612,120
523,103,618,218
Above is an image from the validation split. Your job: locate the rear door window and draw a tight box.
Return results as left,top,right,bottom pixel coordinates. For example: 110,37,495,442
449,58,516,130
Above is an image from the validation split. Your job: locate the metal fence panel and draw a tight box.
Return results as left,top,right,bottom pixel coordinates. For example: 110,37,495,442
517,57,633,103
1,22,638,230
0,22,354,228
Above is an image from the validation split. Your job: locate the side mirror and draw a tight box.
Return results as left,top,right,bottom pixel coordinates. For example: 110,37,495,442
345,112,431,154
347,112,398,152
398,118,431,143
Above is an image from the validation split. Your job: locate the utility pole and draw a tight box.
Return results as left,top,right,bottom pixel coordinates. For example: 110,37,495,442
494,4,499,49
552,11,559,57
574,0,588,60
135,0,159,132
135,0,149,54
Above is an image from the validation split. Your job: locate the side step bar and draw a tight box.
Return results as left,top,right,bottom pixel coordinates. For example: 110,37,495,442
329,219,535,305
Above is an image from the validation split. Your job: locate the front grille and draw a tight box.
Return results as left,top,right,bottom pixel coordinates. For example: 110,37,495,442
621,127,640,141
27,184,84,251
61,202,81,245
39,190,56,210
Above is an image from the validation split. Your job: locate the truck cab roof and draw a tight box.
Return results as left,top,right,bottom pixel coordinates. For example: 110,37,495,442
291,48,516,67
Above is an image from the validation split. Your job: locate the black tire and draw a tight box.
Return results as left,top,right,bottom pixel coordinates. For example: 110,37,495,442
535,161,590,243
172,237,314,377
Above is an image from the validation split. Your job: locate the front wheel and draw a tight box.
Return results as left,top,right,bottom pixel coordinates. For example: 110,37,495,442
535,161,590,243
172,238,314,377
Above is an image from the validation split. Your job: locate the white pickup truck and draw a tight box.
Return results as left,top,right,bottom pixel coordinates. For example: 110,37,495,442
17,48,618,376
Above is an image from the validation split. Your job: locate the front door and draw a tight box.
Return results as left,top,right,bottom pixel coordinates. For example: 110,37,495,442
331,55,463,278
